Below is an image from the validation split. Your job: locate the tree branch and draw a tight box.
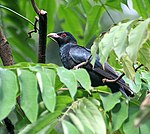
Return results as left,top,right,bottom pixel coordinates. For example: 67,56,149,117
0,28,14,134
38,10,47,63
31,0,47,63
31,0,40,14
0,28,14,65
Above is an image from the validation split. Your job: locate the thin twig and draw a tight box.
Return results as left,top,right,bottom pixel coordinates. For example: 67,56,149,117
27,16,39,38
100,1,116,24
102,64,143,83
31,0,40,14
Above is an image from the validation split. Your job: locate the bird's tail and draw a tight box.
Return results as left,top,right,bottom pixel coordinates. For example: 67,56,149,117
118,82,134,97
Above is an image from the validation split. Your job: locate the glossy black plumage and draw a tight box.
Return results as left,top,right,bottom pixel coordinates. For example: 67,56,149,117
48,31,134,97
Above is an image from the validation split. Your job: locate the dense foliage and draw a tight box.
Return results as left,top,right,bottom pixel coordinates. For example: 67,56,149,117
0,0,150,133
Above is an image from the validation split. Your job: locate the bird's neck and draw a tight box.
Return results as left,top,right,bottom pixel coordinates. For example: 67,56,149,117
59,42,77,48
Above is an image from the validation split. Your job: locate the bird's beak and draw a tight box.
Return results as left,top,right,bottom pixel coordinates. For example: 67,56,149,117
47,33,60,39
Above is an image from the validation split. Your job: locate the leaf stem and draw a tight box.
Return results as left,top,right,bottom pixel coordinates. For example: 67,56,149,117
100,1,116,24
0,4,34,26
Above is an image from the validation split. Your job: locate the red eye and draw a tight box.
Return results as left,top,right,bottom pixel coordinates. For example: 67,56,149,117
61,33,67,37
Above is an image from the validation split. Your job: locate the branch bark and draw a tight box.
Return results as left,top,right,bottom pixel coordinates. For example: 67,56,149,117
0,28,14,65
0,28,14,134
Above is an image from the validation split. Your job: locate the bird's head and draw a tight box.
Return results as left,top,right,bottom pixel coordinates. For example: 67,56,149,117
47,31,77,47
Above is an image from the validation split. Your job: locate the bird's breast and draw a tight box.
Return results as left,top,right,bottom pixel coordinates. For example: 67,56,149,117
60,45,76,69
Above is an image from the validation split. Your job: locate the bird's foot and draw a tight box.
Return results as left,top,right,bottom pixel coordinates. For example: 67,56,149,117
102,78,118,83
102,78,107,83
73,60,89,70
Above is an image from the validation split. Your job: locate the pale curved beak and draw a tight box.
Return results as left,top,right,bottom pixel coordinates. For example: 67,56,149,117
47,33,60,38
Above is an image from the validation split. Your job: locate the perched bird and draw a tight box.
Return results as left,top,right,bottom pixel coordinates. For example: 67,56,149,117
47,31,134,97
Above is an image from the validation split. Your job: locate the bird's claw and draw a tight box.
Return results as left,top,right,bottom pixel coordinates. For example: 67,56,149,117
102,78,107,83
73,65,80,70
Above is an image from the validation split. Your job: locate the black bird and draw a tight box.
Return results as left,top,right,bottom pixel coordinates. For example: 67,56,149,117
47,31,134,97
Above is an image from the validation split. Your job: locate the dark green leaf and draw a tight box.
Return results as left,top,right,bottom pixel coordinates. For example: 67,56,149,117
19,111,61,134
84,5,103,44
58,5,84,45
67,0,80,7
106,0,122,10
18,69,38,123
123,103,140,134
112,100,128,132
0,69,18,121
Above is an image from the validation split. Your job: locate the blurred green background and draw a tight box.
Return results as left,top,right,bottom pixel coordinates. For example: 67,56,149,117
0,0,139,65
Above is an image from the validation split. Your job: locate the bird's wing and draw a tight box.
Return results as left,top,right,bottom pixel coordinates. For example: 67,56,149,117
69,46,119,80
69,45,134,96
69,45,91,63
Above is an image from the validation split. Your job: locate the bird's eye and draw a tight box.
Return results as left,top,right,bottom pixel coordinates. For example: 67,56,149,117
61,33,67,37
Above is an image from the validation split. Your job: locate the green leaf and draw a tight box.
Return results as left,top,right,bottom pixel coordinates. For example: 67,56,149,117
100,92,122,112
123,103,140,134
113,21,135,59
17,69,38,123
80,108,99,133
82,98,106,134
106,0,122,10
19,111,61,134
75,109,95,133
72,69,91,94
112,100,128,132
69,113,85,133
138,43,150,70
132,0,150,18
140,119,150,134
38,0,57,32
80,0,92,15
134,106,150,128
37,69,56,112
57,67,77,98
99,25,119,64
58,5,83,45
67,0,80,7
56,96,73,111
84,5,103,44
126,18,150,62
141,72,150,89
91,37,100,67
62,120,80,134
0,69,18,121
121,55,135,80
